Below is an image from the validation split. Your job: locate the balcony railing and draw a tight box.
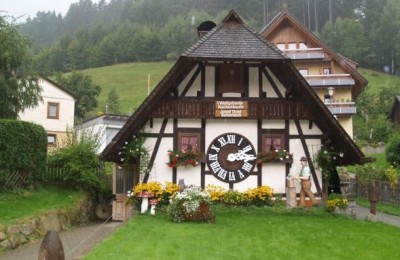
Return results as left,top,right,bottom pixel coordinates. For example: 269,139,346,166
324,101,356,115
150,98,314,120
304,74,355,87
282,48,325,59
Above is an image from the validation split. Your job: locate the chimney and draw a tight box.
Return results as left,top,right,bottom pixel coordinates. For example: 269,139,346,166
197,21,216,38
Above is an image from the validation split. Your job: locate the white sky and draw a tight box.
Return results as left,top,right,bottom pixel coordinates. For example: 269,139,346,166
1,0,104,22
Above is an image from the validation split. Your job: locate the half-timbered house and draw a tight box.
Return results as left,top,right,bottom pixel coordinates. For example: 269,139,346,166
102,10,367,219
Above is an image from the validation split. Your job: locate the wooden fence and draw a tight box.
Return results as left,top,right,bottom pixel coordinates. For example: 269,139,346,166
341,178,400,205
1,166,112,191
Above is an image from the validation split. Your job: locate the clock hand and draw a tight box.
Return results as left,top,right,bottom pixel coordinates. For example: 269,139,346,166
227,151,256,162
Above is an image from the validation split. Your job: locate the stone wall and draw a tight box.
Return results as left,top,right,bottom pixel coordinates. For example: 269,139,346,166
0,198,94,252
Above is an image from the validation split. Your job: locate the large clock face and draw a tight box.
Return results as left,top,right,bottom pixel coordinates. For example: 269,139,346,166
207,133,256,183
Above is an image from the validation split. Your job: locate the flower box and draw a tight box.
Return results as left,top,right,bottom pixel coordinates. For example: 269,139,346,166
256,150,293,164
167,149,205,168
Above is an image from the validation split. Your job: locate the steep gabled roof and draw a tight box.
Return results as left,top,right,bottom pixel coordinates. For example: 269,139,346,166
101,10,366,165
260,11,368,99
183,10,287,61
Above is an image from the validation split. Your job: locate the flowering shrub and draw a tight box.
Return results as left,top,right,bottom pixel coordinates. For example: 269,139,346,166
167,186,212,222
205,184,226,202
167,149,205,168
160,182,180,204
256,150,293,164
246,186,274,206
221,190,249,206
325,193,348,212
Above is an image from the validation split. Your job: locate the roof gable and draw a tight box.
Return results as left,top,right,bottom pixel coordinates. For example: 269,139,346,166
260,11,368,99
183,10,286,61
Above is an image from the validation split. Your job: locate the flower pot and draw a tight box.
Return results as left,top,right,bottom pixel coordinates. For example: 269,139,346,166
141,197,149,214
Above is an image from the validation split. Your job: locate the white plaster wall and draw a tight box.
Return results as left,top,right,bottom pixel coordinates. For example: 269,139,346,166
266,67,286,97
289,120,322,135
145,137,173,183
19,78,75,133
261,164,287,193
233,175,258,191
262,120,285,129
204,66,215,97
145,118,174,134
248,67,259,97
177,119,202,128
177,65,199,96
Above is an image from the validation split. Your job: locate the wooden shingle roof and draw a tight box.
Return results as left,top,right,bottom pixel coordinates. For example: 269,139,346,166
183,10,287,61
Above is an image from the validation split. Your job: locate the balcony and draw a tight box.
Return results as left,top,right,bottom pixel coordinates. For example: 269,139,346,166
304,74,355,87
324,101,357,115
282,48,325,59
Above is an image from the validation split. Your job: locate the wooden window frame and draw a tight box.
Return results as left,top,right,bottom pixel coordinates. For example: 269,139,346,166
262,133,285,152
47,102,60,119
178,132,201,151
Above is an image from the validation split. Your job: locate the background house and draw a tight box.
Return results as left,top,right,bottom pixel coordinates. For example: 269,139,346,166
75,114,129,155
260,11,368,139
18,77,75,151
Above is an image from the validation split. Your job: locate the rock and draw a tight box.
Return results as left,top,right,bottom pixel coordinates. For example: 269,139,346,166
41,214,61,233
0,239,11,250
0,231,7,242
7,225,22,235
9,234,21,248
21,223,34,236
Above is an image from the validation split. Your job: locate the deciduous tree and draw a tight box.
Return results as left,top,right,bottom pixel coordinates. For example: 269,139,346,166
0,15,41,119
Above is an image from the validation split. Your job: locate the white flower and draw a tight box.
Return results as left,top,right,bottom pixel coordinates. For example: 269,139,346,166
340,153,344,157
121,158,124,162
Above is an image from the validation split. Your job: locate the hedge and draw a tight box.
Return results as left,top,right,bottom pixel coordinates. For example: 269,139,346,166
0,119,47,179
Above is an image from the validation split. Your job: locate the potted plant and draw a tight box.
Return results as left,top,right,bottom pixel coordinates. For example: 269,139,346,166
256,149,293,164
167,149,205,168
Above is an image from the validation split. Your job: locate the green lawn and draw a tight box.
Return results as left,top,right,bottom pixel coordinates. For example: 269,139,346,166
0,186,85,227
85,206,400,260
78,62,173,115
359,68,400,94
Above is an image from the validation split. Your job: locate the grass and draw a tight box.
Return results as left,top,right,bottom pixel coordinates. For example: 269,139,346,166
78,62,173,115
359,68,400,94
0,185,85,227
85,206,400,259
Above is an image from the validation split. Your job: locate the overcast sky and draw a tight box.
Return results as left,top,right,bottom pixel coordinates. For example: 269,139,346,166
1,0,104,22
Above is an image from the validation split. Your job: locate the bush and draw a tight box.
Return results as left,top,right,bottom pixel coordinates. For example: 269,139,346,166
386,132,400,165
46,128,110,202
0,120,47,189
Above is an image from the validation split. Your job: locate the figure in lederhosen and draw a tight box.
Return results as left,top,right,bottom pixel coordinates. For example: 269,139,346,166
295,156,317,206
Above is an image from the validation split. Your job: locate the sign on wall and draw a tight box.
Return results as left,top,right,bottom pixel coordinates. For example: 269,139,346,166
215,101,248,118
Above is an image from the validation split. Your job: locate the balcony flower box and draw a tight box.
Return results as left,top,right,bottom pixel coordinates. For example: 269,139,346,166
256,150,293,164
167,149,205,168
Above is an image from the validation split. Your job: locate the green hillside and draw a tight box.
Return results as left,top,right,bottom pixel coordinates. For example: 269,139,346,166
76,63,400,116
78,62,173,115
359,68,400,94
